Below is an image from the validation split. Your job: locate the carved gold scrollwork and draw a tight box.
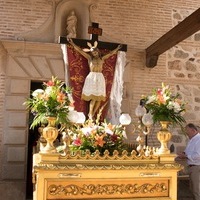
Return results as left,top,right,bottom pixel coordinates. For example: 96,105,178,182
34,162,183,171
48,183,168,196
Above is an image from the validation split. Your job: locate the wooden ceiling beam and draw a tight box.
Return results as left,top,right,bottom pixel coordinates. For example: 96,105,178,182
146,8,200,68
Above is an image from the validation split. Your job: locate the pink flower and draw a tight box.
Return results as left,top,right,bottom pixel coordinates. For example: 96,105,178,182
72,138,82,146
44,80,54,86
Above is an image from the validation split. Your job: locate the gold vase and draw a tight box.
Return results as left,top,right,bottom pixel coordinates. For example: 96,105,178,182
157,121,172,154
41,117,58,153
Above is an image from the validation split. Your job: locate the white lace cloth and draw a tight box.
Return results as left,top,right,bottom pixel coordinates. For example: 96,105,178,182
107,51,126,124
81,72,106,101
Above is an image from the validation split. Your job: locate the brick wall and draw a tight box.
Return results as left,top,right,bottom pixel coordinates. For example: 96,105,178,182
0,0,51,39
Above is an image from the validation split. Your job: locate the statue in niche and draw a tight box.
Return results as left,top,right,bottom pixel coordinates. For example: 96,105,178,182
66,10,77,38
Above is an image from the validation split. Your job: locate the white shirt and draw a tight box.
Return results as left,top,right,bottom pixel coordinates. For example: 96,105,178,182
185,133,200,165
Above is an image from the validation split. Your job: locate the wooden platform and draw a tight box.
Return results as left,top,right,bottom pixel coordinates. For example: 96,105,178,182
33,151,182,200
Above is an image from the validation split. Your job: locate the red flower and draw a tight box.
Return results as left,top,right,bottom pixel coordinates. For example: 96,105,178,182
44,80,55,86
111,134,118,142
73,137,82,146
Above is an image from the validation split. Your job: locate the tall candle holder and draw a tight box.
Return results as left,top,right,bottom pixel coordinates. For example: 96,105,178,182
134,104,153,150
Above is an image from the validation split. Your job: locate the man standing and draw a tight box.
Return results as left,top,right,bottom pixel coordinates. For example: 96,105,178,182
178,123,200,200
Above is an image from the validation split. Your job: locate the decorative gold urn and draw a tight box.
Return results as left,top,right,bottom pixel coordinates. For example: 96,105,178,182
156,121,172,154
41,117,58,153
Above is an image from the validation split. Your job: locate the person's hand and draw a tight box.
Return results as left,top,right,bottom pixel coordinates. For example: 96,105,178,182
67,38,74,44
177,152,187,159
118,44,122,49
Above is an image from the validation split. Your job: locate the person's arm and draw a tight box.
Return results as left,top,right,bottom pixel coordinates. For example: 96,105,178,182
177,152,187,159
102,44,122,60
68,39,90,59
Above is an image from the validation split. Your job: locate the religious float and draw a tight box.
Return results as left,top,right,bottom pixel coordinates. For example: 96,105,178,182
32,149,181,200
24,77,186,200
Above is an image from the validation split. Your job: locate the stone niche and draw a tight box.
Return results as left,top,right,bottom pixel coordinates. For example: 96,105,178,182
15,0,98,43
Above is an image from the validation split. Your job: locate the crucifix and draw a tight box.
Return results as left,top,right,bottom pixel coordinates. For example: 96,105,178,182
59,22,127,120
59,22,127,51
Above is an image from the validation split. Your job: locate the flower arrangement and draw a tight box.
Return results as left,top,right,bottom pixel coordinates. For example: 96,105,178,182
142,83,186,126
24,76,74,129
67,119,127,155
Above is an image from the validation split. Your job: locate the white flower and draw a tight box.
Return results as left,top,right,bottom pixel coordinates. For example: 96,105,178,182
45,86,52,95
163,93,170,101
32,89,44,98
167,101,181,112
162,83,169,92
105,128,113,135
81,127,93,136
166,101,174,110
122,130,127,139
146,95,156,104
173,102,182,112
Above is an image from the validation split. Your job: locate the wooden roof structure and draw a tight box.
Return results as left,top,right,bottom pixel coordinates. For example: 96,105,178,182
146,8,200,68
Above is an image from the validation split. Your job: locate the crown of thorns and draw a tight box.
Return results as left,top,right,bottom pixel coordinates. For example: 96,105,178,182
83,41,98,52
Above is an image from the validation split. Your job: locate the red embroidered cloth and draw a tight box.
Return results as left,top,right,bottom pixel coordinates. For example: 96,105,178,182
67,45,117,120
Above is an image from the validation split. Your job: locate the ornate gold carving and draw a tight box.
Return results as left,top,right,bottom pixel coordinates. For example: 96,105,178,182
60,149,158,160
33,150,183,171
47,182,168,197
34,162,182,171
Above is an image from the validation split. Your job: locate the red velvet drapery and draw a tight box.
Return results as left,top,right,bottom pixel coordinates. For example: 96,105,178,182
66,44,117,120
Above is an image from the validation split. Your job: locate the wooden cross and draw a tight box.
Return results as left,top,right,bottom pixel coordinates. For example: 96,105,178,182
88,22,102,41
59,22,127,51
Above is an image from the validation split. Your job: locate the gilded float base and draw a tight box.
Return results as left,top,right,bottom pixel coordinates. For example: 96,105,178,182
33,151,182,200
